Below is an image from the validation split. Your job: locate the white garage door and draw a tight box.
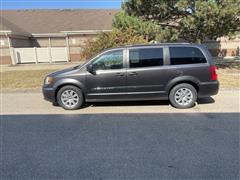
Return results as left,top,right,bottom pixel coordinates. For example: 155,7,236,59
14,47,68,64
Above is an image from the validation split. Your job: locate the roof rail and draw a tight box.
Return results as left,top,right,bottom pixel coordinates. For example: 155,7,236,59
153,42,191,44
125,42,191,47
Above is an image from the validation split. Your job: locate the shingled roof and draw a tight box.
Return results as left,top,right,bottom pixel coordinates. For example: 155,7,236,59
0,9,119,35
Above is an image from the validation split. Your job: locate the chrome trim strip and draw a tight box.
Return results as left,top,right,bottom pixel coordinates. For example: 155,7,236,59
92,84,164,91
88,91,165,96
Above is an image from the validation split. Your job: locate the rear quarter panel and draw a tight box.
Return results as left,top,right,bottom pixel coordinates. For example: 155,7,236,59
164,63,211,92
164,45,213,92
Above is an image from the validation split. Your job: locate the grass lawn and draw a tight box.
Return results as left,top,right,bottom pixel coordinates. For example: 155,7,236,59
0,68,239,90
0,70,56,89
217,68,240,88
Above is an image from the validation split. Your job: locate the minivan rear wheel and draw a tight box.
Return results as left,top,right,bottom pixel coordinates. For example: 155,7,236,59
169,83,197,109
57,85,84,110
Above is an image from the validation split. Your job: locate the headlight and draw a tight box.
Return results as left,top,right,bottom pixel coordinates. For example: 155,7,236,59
45,76,54,85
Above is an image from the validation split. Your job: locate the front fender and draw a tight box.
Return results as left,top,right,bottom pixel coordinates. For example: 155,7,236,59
53,78,87,95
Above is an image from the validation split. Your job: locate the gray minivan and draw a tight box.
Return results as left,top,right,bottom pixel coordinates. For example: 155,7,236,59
43,43,219,110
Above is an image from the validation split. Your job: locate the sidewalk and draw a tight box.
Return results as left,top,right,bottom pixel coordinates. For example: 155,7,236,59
1,89,239,115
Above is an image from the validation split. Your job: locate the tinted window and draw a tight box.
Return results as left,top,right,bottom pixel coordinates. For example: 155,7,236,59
170,47,207,65
129,48,163,68
92,50,123,70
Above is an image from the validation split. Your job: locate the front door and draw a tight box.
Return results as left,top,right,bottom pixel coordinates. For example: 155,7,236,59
86,49,127,101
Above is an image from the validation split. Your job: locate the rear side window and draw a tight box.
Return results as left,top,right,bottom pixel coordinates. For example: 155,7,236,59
170,47,207,65
129,48,163,68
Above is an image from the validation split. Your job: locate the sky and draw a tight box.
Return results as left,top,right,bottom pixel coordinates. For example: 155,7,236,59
1,0,123,10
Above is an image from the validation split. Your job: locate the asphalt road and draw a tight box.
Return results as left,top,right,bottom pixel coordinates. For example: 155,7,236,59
1,113,239,179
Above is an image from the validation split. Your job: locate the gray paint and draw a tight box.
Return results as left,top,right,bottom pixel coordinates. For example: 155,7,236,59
43,43,219,103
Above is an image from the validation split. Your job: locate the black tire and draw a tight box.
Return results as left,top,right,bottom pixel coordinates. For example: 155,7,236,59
169,83,197,109
52,102,59,106
57,85,84,110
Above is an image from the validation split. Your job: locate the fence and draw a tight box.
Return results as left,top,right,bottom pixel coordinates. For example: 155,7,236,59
12,47,69,64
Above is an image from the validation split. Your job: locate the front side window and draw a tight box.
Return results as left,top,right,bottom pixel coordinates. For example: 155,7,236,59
129,48,163,68
170,47,207,65
92,50,123,70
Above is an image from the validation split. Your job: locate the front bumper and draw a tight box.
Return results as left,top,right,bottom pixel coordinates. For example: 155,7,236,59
42,87,56,103
198,80,219,98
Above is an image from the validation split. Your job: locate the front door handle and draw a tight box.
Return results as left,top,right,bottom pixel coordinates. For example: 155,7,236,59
129,72,138,76
115,73,124,77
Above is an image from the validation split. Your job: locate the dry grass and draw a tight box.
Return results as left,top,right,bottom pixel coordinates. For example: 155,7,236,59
0,70,56,89
217,68,240,89
0,68,239,90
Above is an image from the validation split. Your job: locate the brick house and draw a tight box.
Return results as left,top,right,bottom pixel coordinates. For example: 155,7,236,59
0,9,239,65
0,9,118,65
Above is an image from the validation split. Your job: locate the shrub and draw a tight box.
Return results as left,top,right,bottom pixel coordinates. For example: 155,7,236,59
80,28,148,60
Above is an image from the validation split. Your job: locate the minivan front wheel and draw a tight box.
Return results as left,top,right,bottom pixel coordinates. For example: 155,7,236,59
57,85,84,110
169,83,197,109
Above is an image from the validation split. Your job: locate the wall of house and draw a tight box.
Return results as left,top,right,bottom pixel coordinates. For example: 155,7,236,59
51,37,66,47
0,35,11,65
203,36,240,58
32,37,49,47
1,35,34,65
68,34,96,61
29,35,96,62
11,37,32,48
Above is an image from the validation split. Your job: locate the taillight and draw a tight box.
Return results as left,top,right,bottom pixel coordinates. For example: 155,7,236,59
210,65,217,81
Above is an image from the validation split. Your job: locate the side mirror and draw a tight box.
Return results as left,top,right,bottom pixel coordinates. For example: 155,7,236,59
87,64,96,75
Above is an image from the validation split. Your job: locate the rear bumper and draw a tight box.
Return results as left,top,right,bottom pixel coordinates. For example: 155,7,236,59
198,80,219,98
42,87,56,103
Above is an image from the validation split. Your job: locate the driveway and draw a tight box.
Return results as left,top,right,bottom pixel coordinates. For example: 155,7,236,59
0,89,239,114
